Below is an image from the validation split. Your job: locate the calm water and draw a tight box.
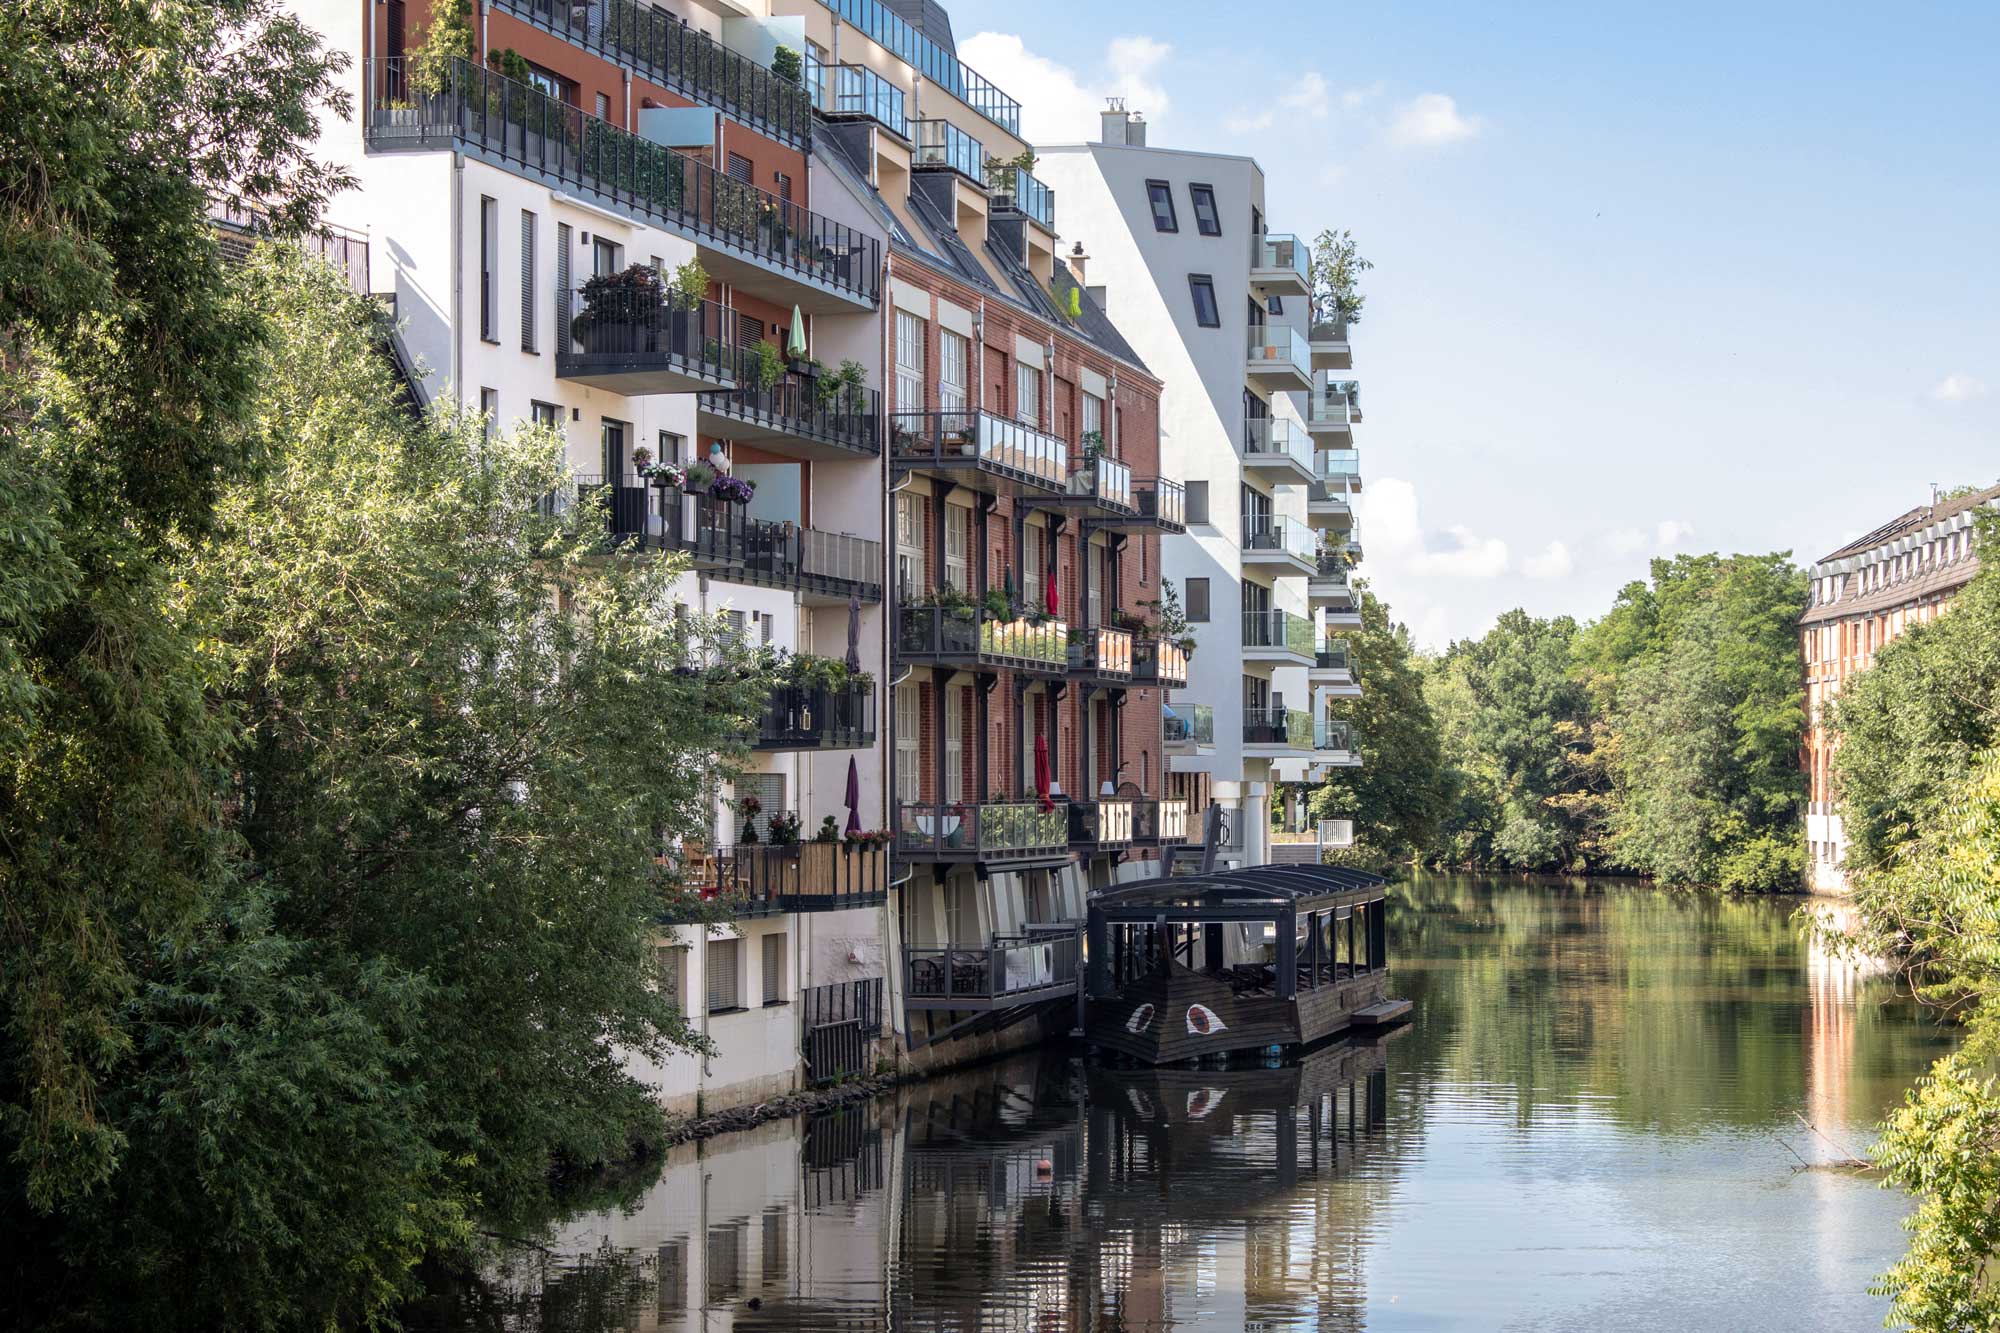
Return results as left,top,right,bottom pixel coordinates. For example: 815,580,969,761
411,875,1956,1330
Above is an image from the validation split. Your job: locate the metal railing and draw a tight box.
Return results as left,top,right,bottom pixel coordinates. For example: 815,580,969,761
1315,638,1353,674
558,286,735,384
1242,417,1314,471
700,368,881,455
1131,798,1191,844
801,527,884,590
895,605,1067,669
1315,720,1360,752
816,0,1021,135
904,927,1080,1003
1066,454,1135,511
1068,626,1134,678
365,58,880,305
814,59,910,138
1243,608,1314,656
1251,232,1311,284
579,482,882,599
887,411,1068,490
1243,513,1317,562
895,802,1068,858
1164,703,1213,746
912,118,984,179
711,841,891,910
750,682,876,750
1245,706,1313,748
1068,798,1135,846
1133,636,1189,686
1137,478,1187,529
803,977,883,1085
989,164,1056,228
489,0,812,147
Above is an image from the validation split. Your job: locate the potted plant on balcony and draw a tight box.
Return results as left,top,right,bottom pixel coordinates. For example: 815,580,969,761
1078,429,1104,462
767,811,802,846
736,794,762,844
980,587,1012,622
571,263,666,356
815,816,839,844
709,474,756,505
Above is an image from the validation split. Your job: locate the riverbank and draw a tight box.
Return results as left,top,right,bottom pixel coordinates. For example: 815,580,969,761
658,1067,917,1148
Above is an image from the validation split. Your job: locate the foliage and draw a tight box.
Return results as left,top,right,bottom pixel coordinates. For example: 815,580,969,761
1828,513,2000,873
410,0,475,99
0,0,349,1209
1309,228,1373,327
487,46,532,85
1307,585,1451,862
771,44,803,86
668,257,711,312
748,337,786,391
1141,582,1195,653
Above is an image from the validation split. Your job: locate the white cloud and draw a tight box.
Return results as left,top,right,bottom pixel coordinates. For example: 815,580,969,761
1360,478,1510,579
1227,71,1331,134
1655,519,1695,548
1523,540,1574,580
1341,80,1387,110
1933,373,1990,403
958,31,1172,145
1604,521,1693,559
1387,93,1483,148
1605,527,1647,557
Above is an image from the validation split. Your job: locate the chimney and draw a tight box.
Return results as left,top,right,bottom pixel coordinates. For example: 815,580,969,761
1067,241,1088,286
1100,97,1129,146
1127,112,1147,147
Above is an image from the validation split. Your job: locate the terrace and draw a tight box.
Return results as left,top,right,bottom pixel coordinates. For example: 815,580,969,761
895,604,1069,675
888,411,1069,495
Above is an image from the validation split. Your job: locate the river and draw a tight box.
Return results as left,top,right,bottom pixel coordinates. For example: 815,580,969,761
404,874,1955,1330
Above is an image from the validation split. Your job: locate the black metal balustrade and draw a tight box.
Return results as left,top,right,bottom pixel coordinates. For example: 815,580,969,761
365,58,880,306
903,926,1081,1010
895,605,1067,673
803,978,884,1085
557,287,735,392
699,368,881,456
749,683,876,750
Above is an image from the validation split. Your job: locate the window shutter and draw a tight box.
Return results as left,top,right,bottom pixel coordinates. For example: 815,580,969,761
707,938,740,1012
519,211,537,351
555,223,572,350
743,772,784,841
728,152,754,183
761,932,785,1005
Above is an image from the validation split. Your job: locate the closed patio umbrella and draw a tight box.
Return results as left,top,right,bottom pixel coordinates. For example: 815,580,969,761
1034,732,1051,811
844,755,862,835
845,589,862,673
788,305,808,359
1044,563,1059,617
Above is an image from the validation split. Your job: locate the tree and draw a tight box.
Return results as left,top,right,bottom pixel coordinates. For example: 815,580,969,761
1308,585,1450,863
1309,228,1373,327
409,0,475,98
0,0,349,1206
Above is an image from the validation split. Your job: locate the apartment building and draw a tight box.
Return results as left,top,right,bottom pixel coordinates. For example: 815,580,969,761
289,0,1183,1095
1800,483,2000,892
1039,107,1365,870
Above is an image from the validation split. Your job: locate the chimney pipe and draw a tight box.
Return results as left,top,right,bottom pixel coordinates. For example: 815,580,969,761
1068,241,1088,286
1100,97,1128,146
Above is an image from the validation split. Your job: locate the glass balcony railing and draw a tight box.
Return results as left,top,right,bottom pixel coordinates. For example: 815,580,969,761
1307,392,1351,431
1164,703,1213,746
1242,417,1315,472
912,118,984,179
1315,720,1360,752
1324,380,1362,419
896,605,1067,671
1243,608,1314,657
989,164,1055,228
1251,232,1310,285
814,59,910,138
1137,479,1187,530
903,928,1081,1005
1315,638,1353,673
1068,626,1134,678
1151,798,1192,843
1133,636,1190,686
895,802,1067,860
1245,706,1313,748
1310,316,1351,345
1243,514,1317,562
1245,324,1311,378
887,411,1068,491
1316,448,1361,482
1068,798,1135,847
816,0,1022,136
1066,454,1134,511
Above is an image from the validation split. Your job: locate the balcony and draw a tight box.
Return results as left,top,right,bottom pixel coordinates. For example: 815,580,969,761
1068,798,1135,850
1315,720,1362,764
1132,798,1191,846
911,118,985,181
1056,454,1136,516
903,926,1081,1012
1132,635,1190,687
1250,233,1311,297
1324,379,1363,423
813,59,911,139
989,164,1056,230
895,801,1070,865
687,841,891,916
1244,706,1313,754
1241,418,1317,484
1242,608,1313,665
1245,325,1313,392
1164,702,1214,751
1312,638,1359,693
1242,514,1318,576
1306,387,1354,440
489,0,812,148
697,367,881,459
1308,473,1356,527
557,288,736,394
1308,552,1355,608
1138,479,1188,532
1067,626,1135,683
748,683,877,751
818,0,1023,138
888,411,1068,494
1309,317,1353,371
1342,519,1365,564
895,604,1068,675
364,59,880,312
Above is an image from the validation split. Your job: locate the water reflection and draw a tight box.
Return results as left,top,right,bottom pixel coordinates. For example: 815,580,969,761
413,875,1956,1331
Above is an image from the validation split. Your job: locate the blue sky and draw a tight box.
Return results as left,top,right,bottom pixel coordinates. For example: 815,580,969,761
943,0,2000,646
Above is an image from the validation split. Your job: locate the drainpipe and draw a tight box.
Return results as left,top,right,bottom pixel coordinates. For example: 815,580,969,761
449,158,463,402
478,0,487,60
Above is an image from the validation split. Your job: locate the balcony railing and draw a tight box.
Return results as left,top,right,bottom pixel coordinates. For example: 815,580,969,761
1164,703,1213,746
1132,798,1191,844
749,683,877,750
699,368,881,456
895,802,1068,860
1251,232,1311,285
1243,608,1314,657
364,59,880,306
903,928,1080,1008
1246,325,1312,379
709,842,891,913
1243,514,1317,563
1307,392,1352,432
912,118,984,179
1242,417,1314,473
1136,479,1187,530
1315,720,1360,752
814,59,910,138
816,0,1022,136
1313,550,1351,582
1067,626,1134,680
896,605,1067,672
990,165,1056,228
1324,380,1362,420
888,411,1068,491
1317,448,1361,482
1068,798,1135,848
1310,317,1350,345
1315,638,1353,673
1245,706,1313,748
489,0,812,147
1133,636,1190,687
1065,454,1135,512
577,482,883,600
558,287,735,389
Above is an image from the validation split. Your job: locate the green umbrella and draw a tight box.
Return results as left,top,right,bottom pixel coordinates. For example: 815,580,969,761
787,305,807,358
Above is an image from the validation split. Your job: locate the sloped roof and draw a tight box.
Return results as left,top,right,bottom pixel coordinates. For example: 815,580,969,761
1815,483,2000,564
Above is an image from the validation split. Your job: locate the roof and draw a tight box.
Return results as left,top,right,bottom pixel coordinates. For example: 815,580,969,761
1092,863,1388,915
1815,483,2000,565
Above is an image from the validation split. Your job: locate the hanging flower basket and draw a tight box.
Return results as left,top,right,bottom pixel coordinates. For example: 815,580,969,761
710,474,757,505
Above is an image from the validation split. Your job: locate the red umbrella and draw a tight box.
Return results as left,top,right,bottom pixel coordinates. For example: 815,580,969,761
1045,562,1059,617
1034,732,1052,812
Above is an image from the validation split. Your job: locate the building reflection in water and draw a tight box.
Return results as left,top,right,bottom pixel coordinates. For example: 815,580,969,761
464,1039,1399,1331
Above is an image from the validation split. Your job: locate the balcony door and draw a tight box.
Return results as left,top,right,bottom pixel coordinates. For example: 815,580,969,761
944,684,965,804
1089,542,1110,628
894,492,924,600
938,329,968,422
894,684,921,805
894,311,926,413
1024,522,1046,614
943,502,970,593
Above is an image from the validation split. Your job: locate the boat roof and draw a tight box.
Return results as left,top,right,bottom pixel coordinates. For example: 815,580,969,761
1092,862,1388,916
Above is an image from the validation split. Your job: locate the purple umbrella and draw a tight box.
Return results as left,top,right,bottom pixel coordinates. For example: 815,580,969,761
844,755,862,835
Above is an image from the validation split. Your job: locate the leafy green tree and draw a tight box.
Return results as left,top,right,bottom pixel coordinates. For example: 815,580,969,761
409,0,475,97
1309,228,1373,327
0,0,349,1205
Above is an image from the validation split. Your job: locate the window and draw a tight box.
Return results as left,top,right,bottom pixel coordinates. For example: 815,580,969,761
944,503,970,592
1188,275,1220,328
658,429,684,463
1185,577,1211,622
761,932,786,1005
1015,361,1040,427
479,387,498,441
895,684,921,804
656,945,687,1010
728,152,754,183
1189,183,1221,236
738,313,765,348
944,684,965,803
594,91,611,120
531,400,560,431
1185,480,1209,525
523,61,566,102
894,310,926,412
555,222,571,346
1267,294,1284,316
1145,179,1178,232
775,171,793,202
1024,523,1046,611
1082,391,1104,452
601,417,627,482
707,937,741,1013
478,196,497,341
519,211,538,351
939,329,969,417
894,492,923,596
